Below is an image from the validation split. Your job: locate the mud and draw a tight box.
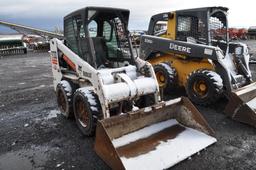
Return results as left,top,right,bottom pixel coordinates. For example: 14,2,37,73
0,145,58,170
117,124,185,158
0,53,107,170
0,40,256,170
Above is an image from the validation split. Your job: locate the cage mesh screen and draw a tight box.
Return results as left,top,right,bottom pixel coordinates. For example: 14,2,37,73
176,16,207,44
104,17,131,59
177,17,191,32
209,16,227,41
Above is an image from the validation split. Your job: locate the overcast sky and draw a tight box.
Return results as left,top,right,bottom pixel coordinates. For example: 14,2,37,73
0,0,255,32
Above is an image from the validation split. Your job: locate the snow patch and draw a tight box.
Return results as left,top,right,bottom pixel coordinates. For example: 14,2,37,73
117,120,216,170
236,84,256,96
165,98,181,106
134,77,157,95
45,110,60,120
56,162,64,168
206,71,223,88
144,107,152,112
90,106,98,112
78,88,98,112
221,53,237,75
98,65,137,84
132,106,139,111
160,63,175,77
112,119,179,148
103,83,130,102
60,80,72,93
246,97,256,111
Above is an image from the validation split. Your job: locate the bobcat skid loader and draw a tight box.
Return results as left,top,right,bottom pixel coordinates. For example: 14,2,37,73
50,7,216,169
140,6,256,128
49,7,216,170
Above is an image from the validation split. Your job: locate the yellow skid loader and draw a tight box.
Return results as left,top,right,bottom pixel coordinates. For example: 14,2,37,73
140,6,256,127
0,6,217,169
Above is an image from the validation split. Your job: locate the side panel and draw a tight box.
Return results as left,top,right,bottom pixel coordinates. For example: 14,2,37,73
140,35,219,61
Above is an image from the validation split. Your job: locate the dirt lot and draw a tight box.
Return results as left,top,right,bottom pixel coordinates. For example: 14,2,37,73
1,40,256,170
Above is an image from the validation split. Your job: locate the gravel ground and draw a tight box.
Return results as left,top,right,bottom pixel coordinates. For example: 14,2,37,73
0,40,256,170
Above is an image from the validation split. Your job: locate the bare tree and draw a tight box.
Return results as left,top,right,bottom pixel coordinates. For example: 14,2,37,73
53,26,63,34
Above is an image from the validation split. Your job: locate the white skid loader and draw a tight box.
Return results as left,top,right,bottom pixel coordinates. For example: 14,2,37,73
49,6,216,169
0,6,217,169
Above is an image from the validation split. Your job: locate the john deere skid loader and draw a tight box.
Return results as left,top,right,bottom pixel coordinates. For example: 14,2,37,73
48,7,216,169
140,6,256,127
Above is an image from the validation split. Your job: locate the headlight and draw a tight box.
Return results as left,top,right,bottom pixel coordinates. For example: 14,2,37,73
235,46,243,55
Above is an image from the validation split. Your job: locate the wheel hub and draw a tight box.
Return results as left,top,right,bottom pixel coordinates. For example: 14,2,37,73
57,90,67,112
193,80,208,97
199,83,207,91
76,97,89,128
156,71,166,87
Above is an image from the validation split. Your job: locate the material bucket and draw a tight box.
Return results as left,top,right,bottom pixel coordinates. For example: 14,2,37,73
94,97,216,170
225,82,256,127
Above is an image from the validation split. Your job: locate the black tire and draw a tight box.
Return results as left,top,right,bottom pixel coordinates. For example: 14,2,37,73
153,62,177,92
73,89,101,136
186,69,223,105
56,80,74,118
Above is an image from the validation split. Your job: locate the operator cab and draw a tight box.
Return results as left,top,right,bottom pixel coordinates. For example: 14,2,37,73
148,7,229,53
64,7,135,69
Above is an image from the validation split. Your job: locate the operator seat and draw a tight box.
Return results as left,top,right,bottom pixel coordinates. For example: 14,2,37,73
92,37,109,68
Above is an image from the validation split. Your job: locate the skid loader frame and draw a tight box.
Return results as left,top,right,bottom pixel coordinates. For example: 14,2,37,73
51,38,159,118
50,7,160,119
140,35,250,93
143,6,252,92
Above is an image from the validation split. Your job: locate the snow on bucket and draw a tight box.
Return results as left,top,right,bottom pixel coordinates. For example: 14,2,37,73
94,97,216,170
225,82,256,127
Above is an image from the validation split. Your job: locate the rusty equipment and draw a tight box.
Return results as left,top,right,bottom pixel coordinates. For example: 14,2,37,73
95,97,216,170
225,82,256,126
0,35,27,55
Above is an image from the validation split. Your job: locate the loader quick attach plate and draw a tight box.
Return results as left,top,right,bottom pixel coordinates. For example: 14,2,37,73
225,82,256,127
94,97,217,170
